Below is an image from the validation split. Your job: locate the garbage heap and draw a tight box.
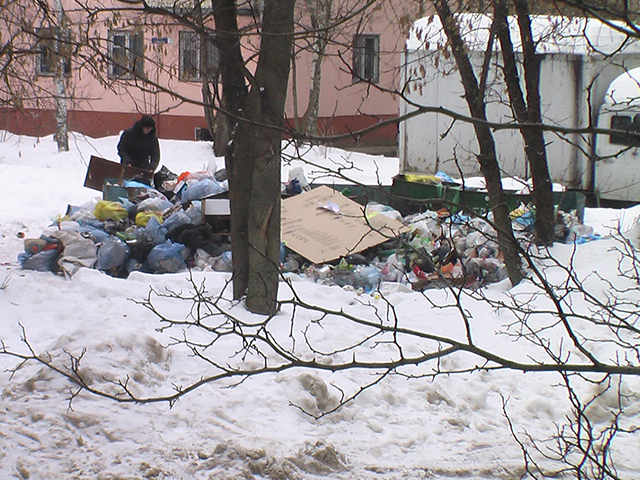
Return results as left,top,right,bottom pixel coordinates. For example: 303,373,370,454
18,169,599,294
19,167,232,278
283,204,599,293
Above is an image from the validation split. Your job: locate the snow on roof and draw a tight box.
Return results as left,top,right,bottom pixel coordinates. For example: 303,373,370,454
604,67,640,105
407,14,640,56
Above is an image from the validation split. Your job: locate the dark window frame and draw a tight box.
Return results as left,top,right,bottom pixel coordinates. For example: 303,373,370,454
108,30,144,80
610,114,640,147
352,34,380,84
35,27,72,77
179,31,219,82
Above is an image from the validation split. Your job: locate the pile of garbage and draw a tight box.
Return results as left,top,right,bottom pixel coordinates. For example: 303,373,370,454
282,204,598,293
19,165,232,278
17,165,599,294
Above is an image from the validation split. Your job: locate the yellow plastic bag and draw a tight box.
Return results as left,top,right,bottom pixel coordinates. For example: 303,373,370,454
135,211,164,227
404,174,442,185
94,201,128,222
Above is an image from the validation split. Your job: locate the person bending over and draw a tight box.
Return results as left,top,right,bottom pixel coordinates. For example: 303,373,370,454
117,115,161,172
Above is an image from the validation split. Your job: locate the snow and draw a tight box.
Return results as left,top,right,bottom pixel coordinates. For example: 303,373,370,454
604,67,640,106
407,14,640,56
1,132,640,479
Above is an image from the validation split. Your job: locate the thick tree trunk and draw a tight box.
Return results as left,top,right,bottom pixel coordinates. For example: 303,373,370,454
494,0,555,245
513,0,555,245
212,0,248,159
212,0,251,301
433,0,523,286
244,0,295,314
214,0,295,314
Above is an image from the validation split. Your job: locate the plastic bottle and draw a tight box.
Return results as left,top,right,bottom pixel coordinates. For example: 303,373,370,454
353,265,382,292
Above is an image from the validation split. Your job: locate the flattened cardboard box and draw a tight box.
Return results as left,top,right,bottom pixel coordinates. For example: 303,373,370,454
281,185,405,265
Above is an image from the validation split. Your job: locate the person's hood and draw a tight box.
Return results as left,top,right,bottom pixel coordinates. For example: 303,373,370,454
135,115,156,132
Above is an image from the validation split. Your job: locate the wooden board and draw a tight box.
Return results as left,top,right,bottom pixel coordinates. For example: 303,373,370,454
83,155,153,192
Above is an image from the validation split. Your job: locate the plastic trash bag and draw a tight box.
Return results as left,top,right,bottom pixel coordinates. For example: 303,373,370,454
96,236,130,271
49,230,98,276
94,200,129,222
19,249,60,272
162,209,193,233
146,240,188,273
135,211,164,227
136,216,167,246
77,224,111,244
184,203,203,223
136,196,173,213
181,178,227,203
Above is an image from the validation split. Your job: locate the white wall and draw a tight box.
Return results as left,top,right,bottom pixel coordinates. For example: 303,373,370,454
400,46,640,196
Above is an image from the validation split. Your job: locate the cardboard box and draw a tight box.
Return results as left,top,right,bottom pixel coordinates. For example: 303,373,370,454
281,185,405,265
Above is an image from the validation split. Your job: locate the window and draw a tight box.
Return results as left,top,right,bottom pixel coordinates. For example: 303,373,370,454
610,115,640,147
352,34,380,83
109,30,144,79
179,31,219,82
35,27,71,77
237,0,263,16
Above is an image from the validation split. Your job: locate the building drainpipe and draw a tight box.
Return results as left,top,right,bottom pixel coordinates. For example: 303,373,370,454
570,54,583,191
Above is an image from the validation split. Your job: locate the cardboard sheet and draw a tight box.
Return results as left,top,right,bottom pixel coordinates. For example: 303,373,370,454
281,185,404,264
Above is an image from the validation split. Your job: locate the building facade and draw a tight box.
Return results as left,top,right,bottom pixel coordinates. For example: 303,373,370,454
0,0,427,149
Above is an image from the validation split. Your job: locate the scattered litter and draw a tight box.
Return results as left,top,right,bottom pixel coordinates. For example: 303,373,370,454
18,159,600,295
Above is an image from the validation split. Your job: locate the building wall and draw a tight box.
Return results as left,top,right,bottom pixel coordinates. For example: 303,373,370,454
0,0,427,146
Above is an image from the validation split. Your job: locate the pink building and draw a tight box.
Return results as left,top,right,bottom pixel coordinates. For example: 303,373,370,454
0,0,424,150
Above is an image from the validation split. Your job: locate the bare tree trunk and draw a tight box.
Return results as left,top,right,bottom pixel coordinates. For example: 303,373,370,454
213,0,295,314
300,0,333,137
433,0,523,286
212,0,251,300
202,81,216,141
54,0,68,152
244,0,295,314
212,0,248,160
513,0,555,245
494,0,555,245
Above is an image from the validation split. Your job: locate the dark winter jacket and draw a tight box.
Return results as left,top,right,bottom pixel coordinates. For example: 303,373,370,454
117,115,161,172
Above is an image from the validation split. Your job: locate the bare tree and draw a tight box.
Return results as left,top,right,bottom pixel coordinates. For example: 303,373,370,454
0,0,71,146
3,4,640,476
431,0,524,285
493,0,555,245
297,0,333,137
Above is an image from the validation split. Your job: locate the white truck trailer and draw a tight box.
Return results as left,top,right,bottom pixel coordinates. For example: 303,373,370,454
399,14,640,204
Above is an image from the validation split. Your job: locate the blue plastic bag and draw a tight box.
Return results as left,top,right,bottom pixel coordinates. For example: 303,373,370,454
182,178,227,203
19,249,60,272
136,216,167,246
96,236,130,271
146,240,187,273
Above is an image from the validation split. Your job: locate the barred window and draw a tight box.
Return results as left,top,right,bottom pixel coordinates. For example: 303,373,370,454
35,27,71,77
109,30,144,79
179,31,219,82
352,34,380,83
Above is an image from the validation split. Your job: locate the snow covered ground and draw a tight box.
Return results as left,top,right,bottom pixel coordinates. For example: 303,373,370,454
1,131,640,479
